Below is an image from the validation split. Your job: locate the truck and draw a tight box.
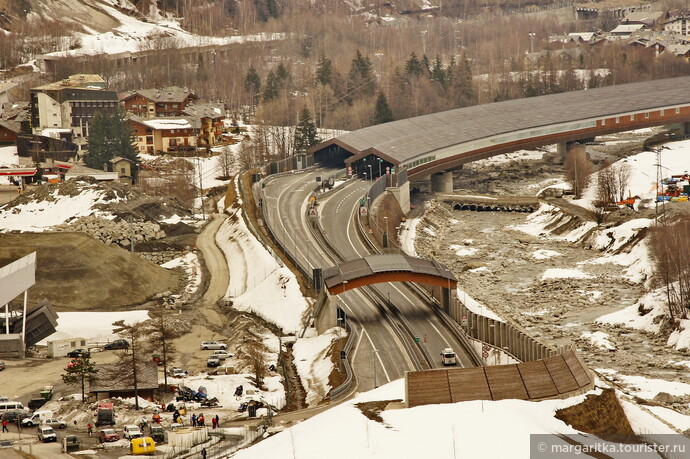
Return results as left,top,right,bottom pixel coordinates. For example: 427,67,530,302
21,410,54,427
95,403,115,427
441,348,457,366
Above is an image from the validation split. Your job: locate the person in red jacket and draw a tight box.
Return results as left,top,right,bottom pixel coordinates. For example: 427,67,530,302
2,419,9,432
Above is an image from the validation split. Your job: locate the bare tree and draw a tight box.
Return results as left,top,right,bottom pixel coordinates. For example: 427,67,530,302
564,145,592,199
112,320,147,410
146,307,177,393
614,162,632,202
649,215,690,321
240,338,269,389
217,145,235,179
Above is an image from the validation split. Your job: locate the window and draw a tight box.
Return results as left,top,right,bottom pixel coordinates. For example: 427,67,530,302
615,117,620,124
601,119,606,126
172,104,178,108
131,104,137,109
121,167,126,174
660,109,665,116
645,112,650,119
677,107,681,114
630,114,635,121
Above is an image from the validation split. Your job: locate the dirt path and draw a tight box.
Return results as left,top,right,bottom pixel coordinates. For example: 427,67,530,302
196,213,229,324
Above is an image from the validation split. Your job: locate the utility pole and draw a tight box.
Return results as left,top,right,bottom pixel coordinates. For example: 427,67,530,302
196,156,205,220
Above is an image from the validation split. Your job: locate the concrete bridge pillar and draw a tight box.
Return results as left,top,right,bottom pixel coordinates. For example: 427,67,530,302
430,172,453,193
557,142,568,156
441,287,451,314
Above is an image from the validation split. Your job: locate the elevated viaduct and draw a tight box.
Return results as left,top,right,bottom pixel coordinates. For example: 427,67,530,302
310,76,690,192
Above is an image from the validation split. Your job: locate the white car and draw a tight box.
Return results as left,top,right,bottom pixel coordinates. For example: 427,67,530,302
170,367,188,378
122,424,143,439
209,350,232,360
200,341,227,350
37,426,57,442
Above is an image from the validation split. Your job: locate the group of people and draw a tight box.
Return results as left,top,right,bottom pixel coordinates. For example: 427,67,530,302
190,413,220,429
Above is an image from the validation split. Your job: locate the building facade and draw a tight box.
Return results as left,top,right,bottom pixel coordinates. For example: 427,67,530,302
30,74,118,139
120,87,197,118
129,115,198,155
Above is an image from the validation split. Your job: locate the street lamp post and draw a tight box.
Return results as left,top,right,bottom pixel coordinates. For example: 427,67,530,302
368,165,373,181
377,158,382,177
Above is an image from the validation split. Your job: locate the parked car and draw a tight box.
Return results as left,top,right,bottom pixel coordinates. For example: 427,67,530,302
98,428,120,443
66,348,90,359
37,426,57,443
0,410,31,423
170,367,188,378
41,418,67,429
209,350,232,360
123,424,143,439
200,341,226,350
0,361,5,370
207,356,220,368
104,339,129,351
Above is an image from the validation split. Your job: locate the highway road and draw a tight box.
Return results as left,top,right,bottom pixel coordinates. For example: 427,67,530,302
261,167,475,392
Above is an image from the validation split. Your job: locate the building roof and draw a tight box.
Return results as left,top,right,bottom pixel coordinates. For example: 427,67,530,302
110,156,133,164
568,32,596,42
129,115,198,131
32,74,107,91
0,120,21,133
315,76,690,167
610,24,645,34
121,87,195,104
182,103,225,120
64,164,118,181
624,11,663,24
89,362,159,393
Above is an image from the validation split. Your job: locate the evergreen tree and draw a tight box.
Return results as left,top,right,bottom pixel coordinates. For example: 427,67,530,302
263,70,280,102
86,109,138,171
404,52,424,78
430,55,447,88
275,62,292,91
61,356,98,403
293,107,320,153
373,92,394,125
316,55,333,86
244,65,261,103
422,54,432,77
449,53,475,107
346,50,376,103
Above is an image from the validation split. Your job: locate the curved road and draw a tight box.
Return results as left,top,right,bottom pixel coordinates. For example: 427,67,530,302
262,170,475,392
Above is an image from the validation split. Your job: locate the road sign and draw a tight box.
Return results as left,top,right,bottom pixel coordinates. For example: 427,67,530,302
308,208,318,218
414,336,420,343
360,206,368,216
359,198,365,206
482,351,489,359
386,166,390,174
482,345,490,352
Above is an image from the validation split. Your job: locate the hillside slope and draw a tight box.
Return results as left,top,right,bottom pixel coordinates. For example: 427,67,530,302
0,232,181,310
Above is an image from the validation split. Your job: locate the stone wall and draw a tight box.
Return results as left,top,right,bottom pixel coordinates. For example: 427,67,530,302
54,215,166,248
